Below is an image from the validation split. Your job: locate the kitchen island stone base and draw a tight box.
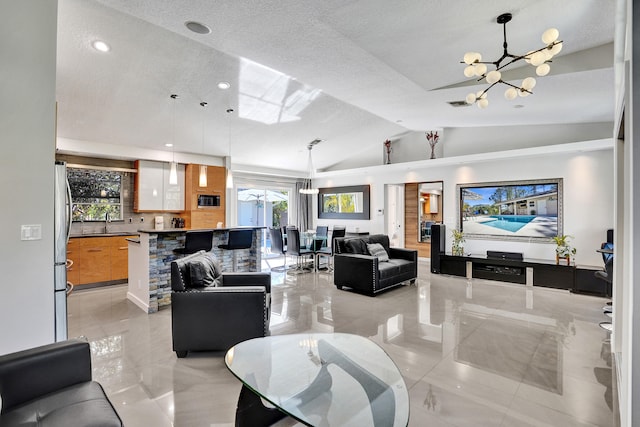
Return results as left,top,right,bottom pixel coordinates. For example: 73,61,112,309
127,228,263,313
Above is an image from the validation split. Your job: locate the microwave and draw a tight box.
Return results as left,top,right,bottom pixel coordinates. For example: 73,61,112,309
198,194,221,207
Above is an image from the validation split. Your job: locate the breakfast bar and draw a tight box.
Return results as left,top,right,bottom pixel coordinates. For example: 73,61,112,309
127,227,264,313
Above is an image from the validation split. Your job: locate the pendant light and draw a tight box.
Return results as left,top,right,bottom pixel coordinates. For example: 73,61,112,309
299,139,322,195
169,94,178,185
226,108,234,189
198,101,208,187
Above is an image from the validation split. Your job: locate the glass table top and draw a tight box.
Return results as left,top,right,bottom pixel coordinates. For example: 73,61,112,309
225,333,409,426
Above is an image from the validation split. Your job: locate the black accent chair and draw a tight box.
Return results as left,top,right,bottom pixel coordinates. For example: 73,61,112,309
334,234,417,296
0,338,123,426
171,251,271,358
286,228,314,271
174,230,214,254
218,229,254,271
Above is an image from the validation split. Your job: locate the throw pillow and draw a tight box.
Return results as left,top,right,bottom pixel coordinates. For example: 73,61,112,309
189,253,222,287
345,238,368,255
367,243,389,262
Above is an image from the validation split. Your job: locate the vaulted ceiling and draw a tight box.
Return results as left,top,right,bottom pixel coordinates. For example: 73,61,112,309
56,0,616,174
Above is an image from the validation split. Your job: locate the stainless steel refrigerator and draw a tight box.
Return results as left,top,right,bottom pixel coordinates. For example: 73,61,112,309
54,161,72,341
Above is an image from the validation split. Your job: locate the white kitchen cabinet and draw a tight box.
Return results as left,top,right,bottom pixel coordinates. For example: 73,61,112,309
429,194,439,213
135,160,185,211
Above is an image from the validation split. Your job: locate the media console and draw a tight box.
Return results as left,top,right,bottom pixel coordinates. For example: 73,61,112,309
437,253,575,290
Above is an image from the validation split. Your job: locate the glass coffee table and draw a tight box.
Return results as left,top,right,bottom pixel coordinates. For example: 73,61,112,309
225,333,409,426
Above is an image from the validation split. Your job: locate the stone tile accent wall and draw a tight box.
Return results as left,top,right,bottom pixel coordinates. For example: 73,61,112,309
147,229,262,313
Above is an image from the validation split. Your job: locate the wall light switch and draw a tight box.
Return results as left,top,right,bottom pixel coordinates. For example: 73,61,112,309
21,224,42,241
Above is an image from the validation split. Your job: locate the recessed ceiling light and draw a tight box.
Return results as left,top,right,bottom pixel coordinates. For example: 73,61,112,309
185,21,211,35
165,143,173,147
92,40,110,52
217,81,231,90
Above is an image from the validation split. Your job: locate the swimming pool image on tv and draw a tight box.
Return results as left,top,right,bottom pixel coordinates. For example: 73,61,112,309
482,215,536,232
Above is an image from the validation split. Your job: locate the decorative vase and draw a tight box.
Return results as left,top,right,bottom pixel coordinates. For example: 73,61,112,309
452,243,463,256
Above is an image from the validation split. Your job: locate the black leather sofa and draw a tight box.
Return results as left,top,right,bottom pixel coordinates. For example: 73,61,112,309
0,338,123,427
171,250,271,357
333,234,417,296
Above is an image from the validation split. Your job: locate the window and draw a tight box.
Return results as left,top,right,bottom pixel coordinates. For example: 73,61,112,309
68,168,123,221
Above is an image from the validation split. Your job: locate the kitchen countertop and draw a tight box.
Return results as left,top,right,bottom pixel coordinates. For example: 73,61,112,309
137,226,266,234
69,232,140,238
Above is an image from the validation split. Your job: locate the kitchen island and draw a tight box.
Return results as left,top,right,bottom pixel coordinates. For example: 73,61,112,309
127,227,264,313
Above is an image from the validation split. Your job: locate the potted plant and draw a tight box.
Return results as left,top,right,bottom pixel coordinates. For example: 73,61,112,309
452,229,465,256
552,235,576,265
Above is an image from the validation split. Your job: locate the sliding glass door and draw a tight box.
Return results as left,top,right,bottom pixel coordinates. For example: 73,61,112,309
236,186,291,253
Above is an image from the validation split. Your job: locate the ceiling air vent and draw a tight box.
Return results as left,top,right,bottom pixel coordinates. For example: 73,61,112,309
448,100,471,107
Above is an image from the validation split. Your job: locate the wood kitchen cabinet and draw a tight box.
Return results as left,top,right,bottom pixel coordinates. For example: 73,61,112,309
110,236,131,281
79,237,111,284
69,235,136,285
180,164,226,229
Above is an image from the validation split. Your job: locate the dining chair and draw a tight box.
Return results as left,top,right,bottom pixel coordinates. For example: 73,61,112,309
286,228,313,272
269,227,287,272
316,226,346,271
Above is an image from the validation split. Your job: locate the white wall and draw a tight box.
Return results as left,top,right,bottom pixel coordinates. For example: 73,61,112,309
325,123,612,172
315,142,614,267
0,0,58,354
443,122,612,157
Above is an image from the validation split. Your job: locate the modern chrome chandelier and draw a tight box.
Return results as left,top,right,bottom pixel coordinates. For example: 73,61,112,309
462,13,563,108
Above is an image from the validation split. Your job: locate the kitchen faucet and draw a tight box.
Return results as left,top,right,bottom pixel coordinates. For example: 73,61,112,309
104,212,111,234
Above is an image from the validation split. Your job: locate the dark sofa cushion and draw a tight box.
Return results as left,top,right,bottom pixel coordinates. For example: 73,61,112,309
189,252,222,287
0,381,122,427
344,238,369,255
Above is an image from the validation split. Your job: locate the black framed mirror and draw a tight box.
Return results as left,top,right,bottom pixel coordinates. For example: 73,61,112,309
318,185,370,220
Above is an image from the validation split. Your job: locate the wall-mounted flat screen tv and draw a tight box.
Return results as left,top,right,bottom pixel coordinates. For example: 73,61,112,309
457,178,562,241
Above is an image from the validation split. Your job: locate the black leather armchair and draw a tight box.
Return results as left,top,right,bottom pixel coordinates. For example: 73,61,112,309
334,234,417,296
0,338,123,426
171,251,271,358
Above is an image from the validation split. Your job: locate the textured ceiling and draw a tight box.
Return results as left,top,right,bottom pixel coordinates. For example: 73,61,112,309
56,0,616,173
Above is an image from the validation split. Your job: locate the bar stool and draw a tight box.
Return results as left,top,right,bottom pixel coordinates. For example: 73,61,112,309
174,230,214,255
218,229,253,271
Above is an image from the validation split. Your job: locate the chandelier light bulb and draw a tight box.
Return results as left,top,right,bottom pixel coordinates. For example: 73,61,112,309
530,51,546,67
519,89,530,97
524,51,534,64
463,52,475,65
486,70,501,84
536,63,551,76
504,87,518,100
463,52,482,65
476,90,487,100
464,65,476,78
466,93,477,104
542,28,560,45
477,98,489,108
474,63,487,76
550,41,563,56
522,77,536,90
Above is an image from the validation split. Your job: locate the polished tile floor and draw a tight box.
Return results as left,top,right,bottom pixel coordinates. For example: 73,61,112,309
67,260,617,427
